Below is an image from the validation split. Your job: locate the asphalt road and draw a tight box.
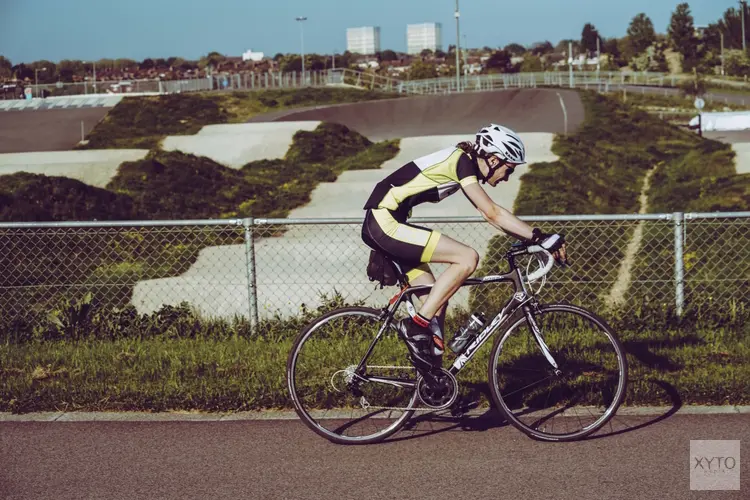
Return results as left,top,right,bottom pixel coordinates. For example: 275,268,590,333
248,88,585,141
1,413,746,500
0,108,109,153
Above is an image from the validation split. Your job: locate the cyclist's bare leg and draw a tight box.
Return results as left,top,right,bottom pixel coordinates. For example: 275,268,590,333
409,271,446,332
416,235,478,319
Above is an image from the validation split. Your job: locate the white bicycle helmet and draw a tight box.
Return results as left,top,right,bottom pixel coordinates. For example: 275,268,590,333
475,124,526,165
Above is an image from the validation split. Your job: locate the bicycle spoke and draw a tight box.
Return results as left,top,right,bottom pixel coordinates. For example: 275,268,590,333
490,304,627,441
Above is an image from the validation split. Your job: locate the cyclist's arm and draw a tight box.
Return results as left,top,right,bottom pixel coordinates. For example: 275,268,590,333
462,183,534,241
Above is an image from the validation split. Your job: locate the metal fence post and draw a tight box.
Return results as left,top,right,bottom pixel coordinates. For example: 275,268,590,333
243,217,259,330
674,212,685,317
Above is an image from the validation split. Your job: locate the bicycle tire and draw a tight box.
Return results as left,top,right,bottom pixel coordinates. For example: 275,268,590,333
286,306,418,445
487,303,628,442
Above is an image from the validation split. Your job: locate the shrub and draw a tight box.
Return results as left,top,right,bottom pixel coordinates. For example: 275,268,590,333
0,172,135,221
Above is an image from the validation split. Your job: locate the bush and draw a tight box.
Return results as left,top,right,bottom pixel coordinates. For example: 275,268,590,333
0,172,135,221
285,122,372,164
83,94,229,149
107,151,255,220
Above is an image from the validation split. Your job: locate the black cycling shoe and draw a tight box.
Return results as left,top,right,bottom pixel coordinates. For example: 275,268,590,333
396,318,435,372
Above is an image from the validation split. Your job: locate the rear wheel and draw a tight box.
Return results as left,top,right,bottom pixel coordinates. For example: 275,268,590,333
488,304,627,441
287,307,418,445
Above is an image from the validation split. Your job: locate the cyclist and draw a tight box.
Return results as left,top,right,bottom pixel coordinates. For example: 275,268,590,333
361,124,567,371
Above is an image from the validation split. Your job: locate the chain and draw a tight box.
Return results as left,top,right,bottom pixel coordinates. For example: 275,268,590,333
352,365,440,412
356,365,457,412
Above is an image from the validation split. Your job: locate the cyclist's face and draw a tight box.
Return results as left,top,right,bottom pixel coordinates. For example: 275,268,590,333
486,156,518,186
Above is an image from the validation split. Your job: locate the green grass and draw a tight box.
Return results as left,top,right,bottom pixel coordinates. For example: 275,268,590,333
2,317,747,413
79,88,402,150
611,91,750,112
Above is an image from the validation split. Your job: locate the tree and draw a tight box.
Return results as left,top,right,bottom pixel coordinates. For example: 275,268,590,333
724,49,750,76
714,6,749,51
408,59,437,79
581,23,601,57
282,56,302,72
114,59,137,71
140,58,155,69
627,13,657,55
601,38,626,67
434,49,446,59
485,50,513,72
650,42,670,72
28,60,57,83
555,39,581,56
57,60,85,80
668,3,698,69
11,63,33,81
273,53,284,61
0,56,11,78
520,55,543,72
420,48,434,59
504,43,527,56
530,41,554,56
380,49,398,61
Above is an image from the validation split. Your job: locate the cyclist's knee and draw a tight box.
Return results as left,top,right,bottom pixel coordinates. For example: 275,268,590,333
458,248,479,275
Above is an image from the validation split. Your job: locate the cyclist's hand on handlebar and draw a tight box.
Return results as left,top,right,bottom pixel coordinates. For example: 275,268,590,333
531,229,569,267
552,242,569,267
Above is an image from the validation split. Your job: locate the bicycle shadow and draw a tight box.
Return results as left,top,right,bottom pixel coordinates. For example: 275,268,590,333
382,335,689,445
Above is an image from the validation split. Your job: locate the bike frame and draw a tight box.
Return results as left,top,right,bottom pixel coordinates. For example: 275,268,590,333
355,248,560,389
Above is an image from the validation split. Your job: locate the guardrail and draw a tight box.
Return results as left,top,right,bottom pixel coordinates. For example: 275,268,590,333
0,212,747,335
12,69,750,102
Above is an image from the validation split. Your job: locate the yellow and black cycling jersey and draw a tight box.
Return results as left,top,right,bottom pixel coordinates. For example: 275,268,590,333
361,147,481,280
363,147,480,222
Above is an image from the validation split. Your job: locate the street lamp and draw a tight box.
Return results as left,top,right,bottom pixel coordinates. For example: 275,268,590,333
742,0,748,52
83,61,97,94
455,0,461,92
35,67,47,98
296,17,307,86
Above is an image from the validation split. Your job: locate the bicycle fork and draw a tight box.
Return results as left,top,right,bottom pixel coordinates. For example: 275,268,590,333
523,305,562,376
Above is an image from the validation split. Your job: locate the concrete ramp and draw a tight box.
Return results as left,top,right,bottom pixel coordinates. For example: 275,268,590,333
161,121,321,168
132,133,560,319
0,149,149,187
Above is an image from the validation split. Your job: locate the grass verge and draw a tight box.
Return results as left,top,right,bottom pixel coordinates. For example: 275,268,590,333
2,318,747,413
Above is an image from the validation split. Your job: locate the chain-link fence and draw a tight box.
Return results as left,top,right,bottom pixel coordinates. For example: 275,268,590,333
0,213,748,335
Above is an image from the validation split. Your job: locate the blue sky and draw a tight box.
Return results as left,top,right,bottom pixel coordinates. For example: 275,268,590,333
0,0,735,63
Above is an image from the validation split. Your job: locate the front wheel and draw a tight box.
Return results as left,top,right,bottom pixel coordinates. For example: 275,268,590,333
488,303,628,442
287,307,418,445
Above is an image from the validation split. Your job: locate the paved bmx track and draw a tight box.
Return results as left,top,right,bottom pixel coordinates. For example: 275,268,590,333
0,108,109,153
133,89,585,319
249,88,584,141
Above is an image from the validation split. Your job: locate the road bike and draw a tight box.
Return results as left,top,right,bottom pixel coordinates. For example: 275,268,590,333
286,242,628,445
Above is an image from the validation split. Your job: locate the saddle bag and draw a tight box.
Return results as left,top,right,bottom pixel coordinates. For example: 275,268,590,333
366,250,398,288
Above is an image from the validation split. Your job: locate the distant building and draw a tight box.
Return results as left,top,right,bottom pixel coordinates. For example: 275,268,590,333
242,49,265,62
407,23,442,55
347,27,381,55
